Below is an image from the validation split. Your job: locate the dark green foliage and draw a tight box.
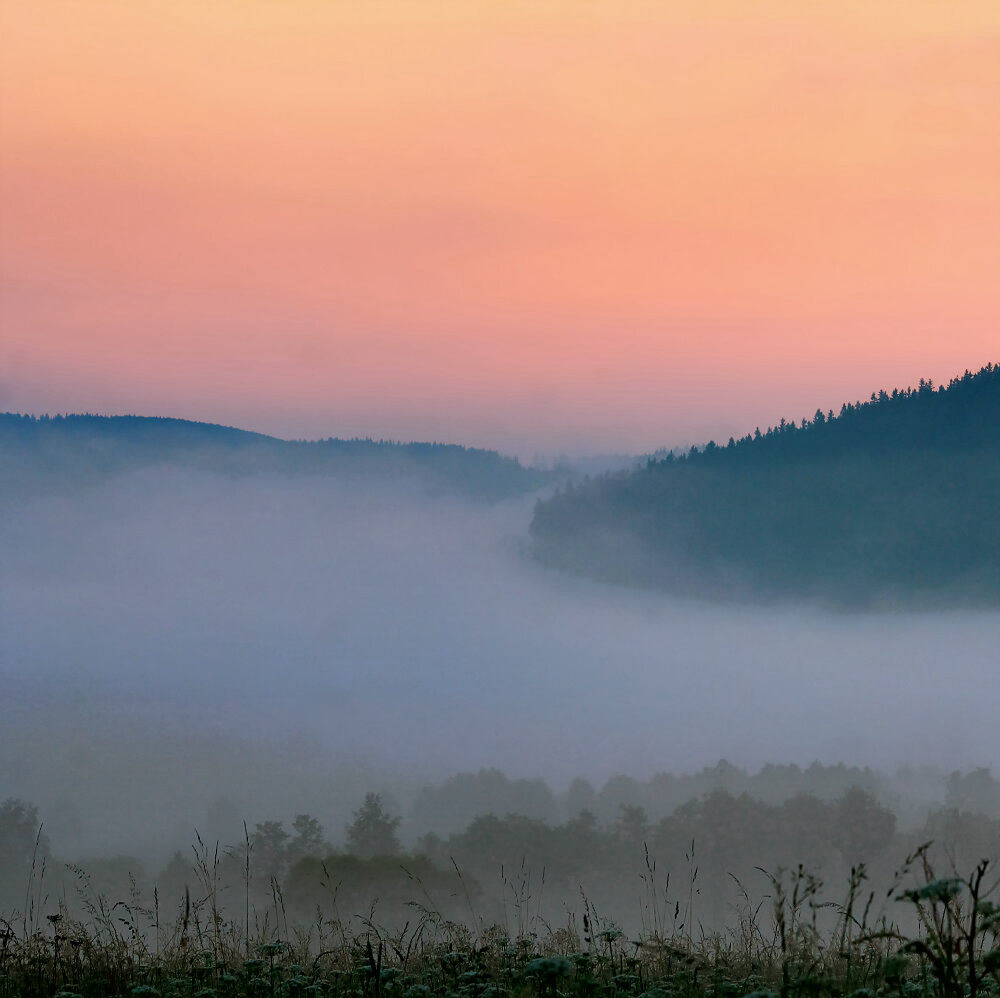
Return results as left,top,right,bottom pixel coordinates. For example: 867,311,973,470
531,363,1000,605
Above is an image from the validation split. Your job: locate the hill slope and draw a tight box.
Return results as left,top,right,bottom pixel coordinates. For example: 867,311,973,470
531,363,1000,607
0,413,554,502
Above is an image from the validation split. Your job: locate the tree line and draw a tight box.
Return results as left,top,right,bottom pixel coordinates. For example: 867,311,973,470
531,362,1000,605
6,765,1000,933
0,413,556,502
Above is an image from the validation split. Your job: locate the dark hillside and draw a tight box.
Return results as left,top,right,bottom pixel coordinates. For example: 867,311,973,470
531,363,1000,606
0,413,554,501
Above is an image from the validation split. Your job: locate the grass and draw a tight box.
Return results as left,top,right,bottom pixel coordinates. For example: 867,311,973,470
2,844,999,998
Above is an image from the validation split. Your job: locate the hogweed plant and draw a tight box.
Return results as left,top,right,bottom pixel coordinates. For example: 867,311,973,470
868,845,1000,998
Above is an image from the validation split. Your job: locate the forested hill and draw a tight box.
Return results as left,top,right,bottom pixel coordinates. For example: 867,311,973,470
531,363,1000,607
0,413,555,501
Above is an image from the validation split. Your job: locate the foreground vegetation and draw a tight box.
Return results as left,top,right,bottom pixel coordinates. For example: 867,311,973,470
5,770,1000,997
3,843,1000,998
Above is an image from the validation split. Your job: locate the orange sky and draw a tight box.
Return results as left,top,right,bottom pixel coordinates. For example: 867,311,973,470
2,0,998,454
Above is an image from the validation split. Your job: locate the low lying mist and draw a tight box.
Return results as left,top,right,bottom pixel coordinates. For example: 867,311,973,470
2,467,998,865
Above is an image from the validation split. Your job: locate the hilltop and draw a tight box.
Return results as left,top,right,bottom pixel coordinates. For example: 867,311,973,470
0,413,556,502
531,363,1000,607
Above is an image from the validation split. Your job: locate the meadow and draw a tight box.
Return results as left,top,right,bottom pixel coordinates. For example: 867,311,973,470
4,788,1000,998
4,847,999,998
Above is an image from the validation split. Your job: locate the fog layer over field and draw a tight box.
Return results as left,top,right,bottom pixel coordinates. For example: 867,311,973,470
2,470,997,855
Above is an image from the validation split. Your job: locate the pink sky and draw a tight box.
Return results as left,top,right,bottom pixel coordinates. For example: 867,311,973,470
2,1,998,456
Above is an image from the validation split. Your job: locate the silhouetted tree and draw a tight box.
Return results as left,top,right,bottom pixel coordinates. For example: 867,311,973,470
345,793,401,858
287,813,327,865
252,819,290,878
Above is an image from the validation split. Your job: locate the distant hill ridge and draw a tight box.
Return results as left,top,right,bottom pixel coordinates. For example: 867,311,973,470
663,362,999,466
0,412,555,501
531,362,1000,607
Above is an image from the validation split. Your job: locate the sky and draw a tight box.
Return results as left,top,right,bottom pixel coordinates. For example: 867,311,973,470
2,1,999,456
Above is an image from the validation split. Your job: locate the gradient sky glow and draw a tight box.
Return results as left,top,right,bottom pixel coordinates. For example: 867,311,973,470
2,1,999,455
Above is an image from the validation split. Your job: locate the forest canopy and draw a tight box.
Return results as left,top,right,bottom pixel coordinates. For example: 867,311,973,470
531,363,1000,607
0,413,555,501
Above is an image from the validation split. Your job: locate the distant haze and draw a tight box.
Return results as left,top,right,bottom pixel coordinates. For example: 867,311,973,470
2,469,997,856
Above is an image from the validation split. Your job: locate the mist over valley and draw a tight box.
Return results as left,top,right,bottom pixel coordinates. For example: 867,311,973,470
4,3,1000,989
3,402,998,871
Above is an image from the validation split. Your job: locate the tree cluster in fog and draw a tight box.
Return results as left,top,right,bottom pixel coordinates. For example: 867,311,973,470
6,766,1000,935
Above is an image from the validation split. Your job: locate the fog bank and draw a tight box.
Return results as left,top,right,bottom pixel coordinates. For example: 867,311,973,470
2,469,997,856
